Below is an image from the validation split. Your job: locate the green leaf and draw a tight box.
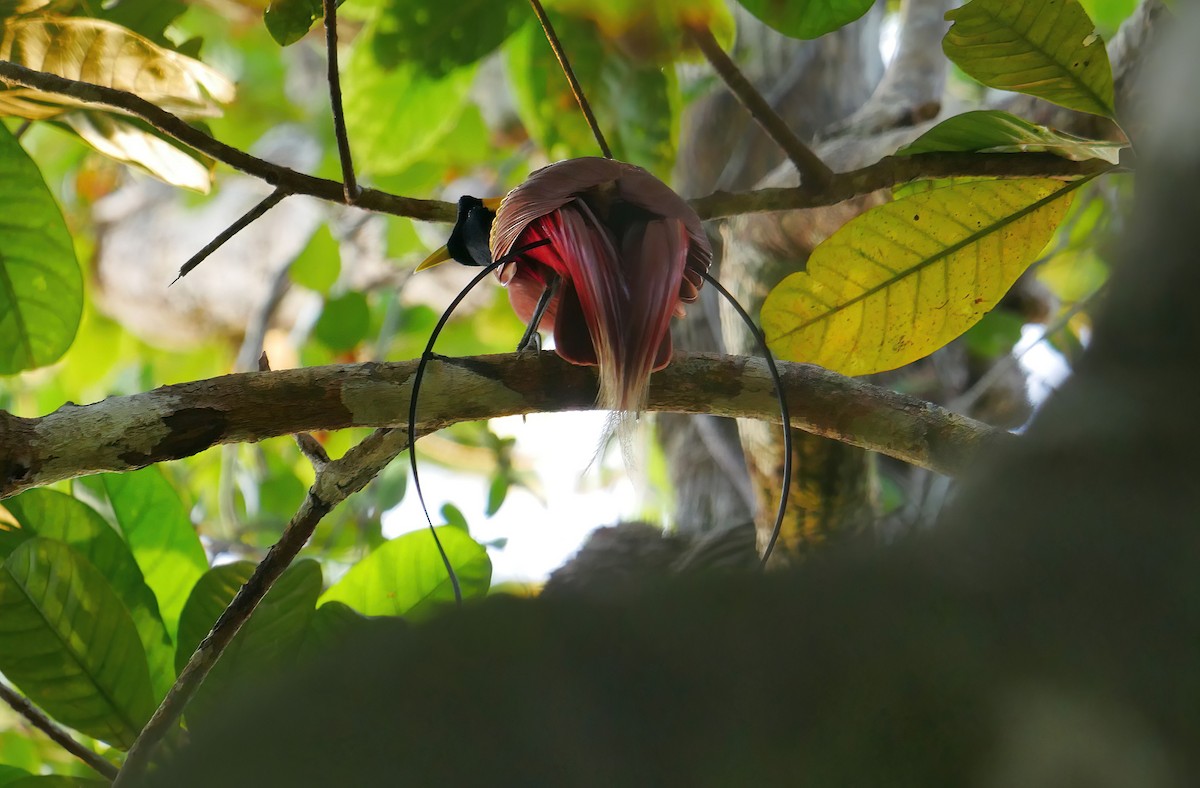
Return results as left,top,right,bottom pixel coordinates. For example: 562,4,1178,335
341,24,477,176
762,178,1081,375
440,503,469,532
485,475,509,517
320,527,491,619
1,489,175,703
0,766,31,786
943,0,1115,118
290,224,341,294
265,0,329,46
506,16,677,175
0,539,154,749
374,0,526,77
0,123,81,374
174,560,321,721
897,110,1123,164
736,0,875,40
314,291,370,351
300,600,402,659
100,468,208,640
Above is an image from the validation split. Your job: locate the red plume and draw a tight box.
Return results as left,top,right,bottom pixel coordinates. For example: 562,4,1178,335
491,158,711,412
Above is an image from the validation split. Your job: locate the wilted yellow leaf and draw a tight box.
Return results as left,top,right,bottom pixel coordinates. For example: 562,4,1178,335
762,179,1083,376
0,17,234,119
62,111,213,192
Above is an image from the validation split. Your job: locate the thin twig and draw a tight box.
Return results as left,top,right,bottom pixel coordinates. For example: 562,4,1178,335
528,0,612,159
12,119,31,139
0,681,119,780
172,189,288,283
323,0,359,202
0,62,1113,224
687,24,834,188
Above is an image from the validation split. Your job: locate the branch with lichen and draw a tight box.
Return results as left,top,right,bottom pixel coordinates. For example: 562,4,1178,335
0,352,1012,500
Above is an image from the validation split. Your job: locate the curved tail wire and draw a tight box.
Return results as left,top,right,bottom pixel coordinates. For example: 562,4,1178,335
407,241,552,607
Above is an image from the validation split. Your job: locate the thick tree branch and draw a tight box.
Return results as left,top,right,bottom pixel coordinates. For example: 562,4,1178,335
0,353,1012,498
0,681,119,780
0,61,1113,227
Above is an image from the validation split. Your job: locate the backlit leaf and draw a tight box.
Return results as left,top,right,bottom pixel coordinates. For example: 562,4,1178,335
0,539,154,749
320,526,491,619
60,111,214,191
943,0,1115,118
737,0,874,40
762,179,1081,375
314,291,370,351
0,17,234,120
0,122,81,374
100,468,208,639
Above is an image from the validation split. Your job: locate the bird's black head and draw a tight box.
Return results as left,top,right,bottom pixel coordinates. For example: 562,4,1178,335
446,196,497,267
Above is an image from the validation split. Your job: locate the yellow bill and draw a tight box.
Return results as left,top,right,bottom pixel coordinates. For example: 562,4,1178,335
416,245,453,272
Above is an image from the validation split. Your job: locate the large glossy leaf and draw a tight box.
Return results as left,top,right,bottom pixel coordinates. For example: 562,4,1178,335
0,17,234,120
0,489,174,702
373,0,525,76
0,123,81,374
60,111,213,192
174,560,321,721
737,0,874,40
341,24,477,176
897,110,1123,164
762,178,1081,375
506,16,677,176
320,527,492,619
0,538,154,749
943,0,1115,118
100,468,207,640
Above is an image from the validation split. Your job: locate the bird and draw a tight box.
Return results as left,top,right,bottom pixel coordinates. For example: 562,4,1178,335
419,157,712,413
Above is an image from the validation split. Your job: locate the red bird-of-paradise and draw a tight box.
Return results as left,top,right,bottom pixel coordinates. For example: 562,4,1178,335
419,156,712,413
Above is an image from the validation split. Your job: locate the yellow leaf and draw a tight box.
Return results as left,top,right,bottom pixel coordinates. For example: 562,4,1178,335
762,179,1083,376
63,111,213,192
0,17,234,120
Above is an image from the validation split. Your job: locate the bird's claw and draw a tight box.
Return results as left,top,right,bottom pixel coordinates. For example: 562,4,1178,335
516,331,542,355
